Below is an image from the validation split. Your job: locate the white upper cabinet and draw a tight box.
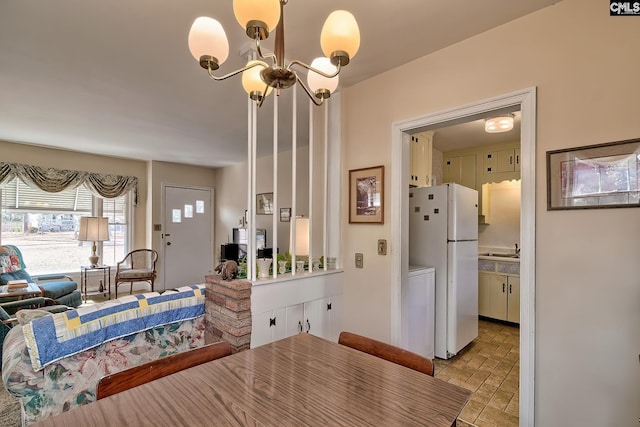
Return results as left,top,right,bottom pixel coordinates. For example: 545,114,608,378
409,131,433,187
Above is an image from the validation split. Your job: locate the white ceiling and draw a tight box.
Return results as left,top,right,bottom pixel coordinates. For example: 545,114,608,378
0,0,557,168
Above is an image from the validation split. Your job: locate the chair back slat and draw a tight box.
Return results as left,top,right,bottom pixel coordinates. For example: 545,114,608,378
338,331,434,376
96,341,232,400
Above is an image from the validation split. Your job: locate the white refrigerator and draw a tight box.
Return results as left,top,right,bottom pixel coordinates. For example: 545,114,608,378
409,183,478,359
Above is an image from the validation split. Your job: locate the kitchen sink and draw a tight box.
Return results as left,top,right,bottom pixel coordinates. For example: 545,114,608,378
479,252,520,258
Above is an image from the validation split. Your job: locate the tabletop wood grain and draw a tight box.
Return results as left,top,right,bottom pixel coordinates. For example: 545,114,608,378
33,334,471,427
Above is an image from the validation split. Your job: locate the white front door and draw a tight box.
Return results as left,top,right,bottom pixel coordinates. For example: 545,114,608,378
163,185,214,289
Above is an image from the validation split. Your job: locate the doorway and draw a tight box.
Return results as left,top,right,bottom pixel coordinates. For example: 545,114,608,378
390,88,536,426
162,184,214,288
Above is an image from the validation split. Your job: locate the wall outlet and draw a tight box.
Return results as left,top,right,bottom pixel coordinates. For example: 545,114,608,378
378,239,387,255
355,253,363,268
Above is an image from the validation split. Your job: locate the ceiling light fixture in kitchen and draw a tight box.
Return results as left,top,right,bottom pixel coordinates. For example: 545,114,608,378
485,114,514,133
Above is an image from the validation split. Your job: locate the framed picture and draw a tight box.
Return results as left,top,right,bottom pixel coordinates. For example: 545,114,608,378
349,165,384,224
280,207,291,222
256,193,273,215
547,138,640,210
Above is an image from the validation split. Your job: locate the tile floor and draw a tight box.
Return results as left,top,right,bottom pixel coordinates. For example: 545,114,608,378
434,319,520,427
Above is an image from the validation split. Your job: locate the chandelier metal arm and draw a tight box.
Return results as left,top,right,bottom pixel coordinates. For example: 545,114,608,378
206,61,264,81
287,59,342,79
254,37,278,66
295,75,325,107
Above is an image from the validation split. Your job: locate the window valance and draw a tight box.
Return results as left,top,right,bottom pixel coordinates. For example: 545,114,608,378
0,162,138,205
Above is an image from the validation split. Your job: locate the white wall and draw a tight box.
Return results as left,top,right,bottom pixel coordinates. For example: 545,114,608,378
340,0,640,425
214,146,313,263
478,180,521,252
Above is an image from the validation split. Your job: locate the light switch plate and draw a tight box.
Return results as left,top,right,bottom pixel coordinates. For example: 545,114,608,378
378,239,387,255
355,253,363,268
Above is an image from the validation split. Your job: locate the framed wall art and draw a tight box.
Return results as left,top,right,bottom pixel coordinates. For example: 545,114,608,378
349,165,384,224
547,138,640,210
279,207,291,222
256,192,273,215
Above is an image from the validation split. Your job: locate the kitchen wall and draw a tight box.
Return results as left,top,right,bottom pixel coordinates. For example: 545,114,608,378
478,180,521,252
340,0,640,424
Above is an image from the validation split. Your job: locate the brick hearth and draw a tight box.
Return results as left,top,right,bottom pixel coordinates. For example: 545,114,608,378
204,274,252,353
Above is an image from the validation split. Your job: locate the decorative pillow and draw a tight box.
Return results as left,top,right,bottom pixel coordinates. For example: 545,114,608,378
16,309,53,326
0,254,21,273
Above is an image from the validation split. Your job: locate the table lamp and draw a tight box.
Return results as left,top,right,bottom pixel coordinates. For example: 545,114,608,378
292,217,309,272
78,217,110,266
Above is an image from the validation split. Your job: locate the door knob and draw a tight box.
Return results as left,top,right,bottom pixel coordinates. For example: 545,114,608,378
167,242,171,246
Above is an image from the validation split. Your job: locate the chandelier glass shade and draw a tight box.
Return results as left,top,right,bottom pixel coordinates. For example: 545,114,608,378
485,114,514,133
187,0,360,106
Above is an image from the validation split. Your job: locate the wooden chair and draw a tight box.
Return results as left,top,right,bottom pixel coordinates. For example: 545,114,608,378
338,331,434,376
96,341,233,400
114,249,158,298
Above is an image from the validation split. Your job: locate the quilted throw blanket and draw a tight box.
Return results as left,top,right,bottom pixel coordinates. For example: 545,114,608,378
22,284,205,371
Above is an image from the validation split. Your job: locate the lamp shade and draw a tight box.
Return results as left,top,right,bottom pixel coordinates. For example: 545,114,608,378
233,0,281,33
78,217,110,242
320,10,360,60
485,115,514,133
307,57,339,95
242,60,272,98
188,17,230,65
292,217,309,256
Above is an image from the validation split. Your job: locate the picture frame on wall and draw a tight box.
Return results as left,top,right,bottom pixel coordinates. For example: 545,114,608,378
256,193,274,215
546,138,640,210
349,165,384,224
280,207,291,222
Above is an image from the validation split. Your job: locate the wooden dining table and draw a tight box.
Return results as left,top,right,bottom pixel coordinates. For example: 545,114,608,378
34,333,471,427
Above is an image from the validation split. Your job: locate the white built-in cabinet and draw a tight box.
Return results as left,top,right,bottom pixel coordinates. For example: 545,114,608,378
478,272,520,324
403,266,435,360
409,131,434,187
251,271,343,348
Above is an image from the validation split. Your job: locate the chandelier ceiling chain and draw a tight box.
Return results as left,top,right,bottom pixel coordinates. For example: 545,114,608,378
188,0,360,107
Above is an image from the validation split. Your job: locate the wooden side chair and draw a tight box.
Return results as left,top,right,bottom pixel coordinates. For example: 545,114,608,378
338,331,434,376
114,249,158,298
96,341,233,400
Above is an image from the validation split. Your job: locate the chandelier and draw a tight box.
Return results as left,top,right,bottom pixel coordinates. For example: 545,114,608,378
187,0,360,107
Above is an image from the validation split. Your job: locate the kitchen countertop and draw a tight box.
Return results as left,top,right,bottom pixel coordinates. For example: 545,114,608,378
478,253,520,262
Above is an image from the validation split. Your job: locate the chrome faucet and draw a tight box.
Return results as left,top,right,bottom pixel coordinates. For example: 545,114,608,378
515,243,520,256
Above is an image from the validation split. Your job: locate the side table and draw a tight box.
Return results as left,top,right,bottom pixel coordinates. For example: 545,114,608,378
0,282,43,300
81,265,111,302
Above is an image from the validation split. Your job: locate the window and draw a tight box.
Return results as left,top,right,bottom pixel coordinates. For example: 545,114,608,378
0,177,131,275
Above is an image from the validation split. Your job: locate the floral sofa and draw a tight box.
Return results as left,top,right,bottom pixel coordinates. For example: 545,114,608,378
2,284,207,426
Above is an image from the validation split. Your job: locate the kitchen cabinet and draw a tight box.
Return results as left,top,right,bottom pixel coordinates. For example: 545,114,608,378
409,131,433,187
478,271,519,324
251,271,343,348
402,266,435,360
443,153,476,190
483,147,520,182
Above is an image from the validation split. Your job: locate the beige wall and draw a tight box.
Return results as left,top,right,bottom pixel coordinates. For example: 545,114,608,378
341,0,640,425
0,140,148,249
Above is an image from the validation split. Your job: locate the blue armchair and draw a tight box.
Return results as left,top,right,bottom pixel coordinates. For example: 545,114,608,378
0,245,82,308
